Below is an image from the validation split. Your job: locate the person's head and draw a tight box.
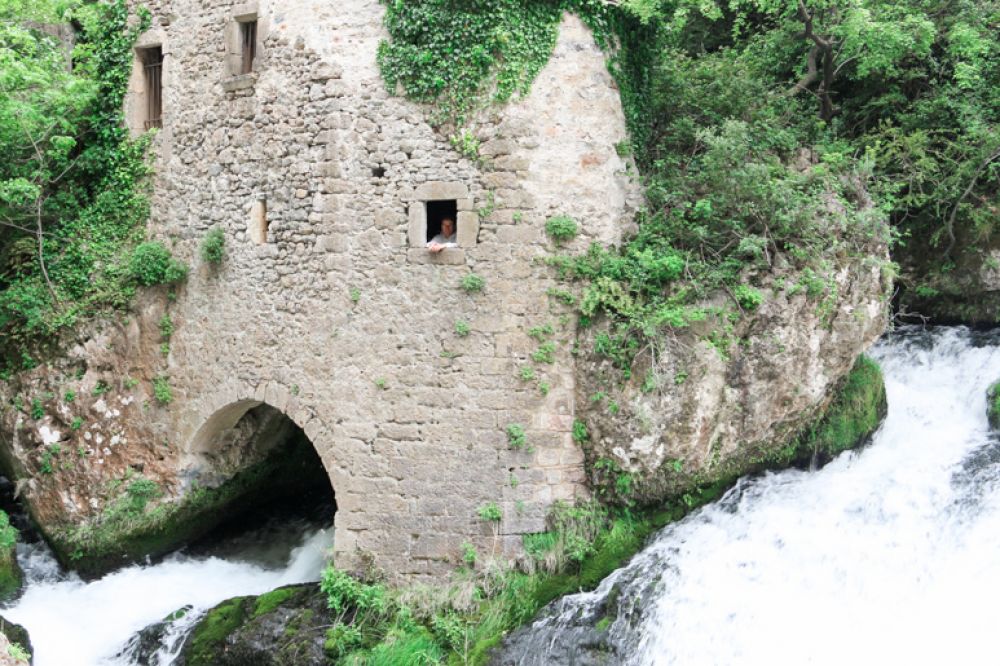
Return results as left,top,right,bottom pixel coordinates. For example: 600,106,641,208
441,217,455,237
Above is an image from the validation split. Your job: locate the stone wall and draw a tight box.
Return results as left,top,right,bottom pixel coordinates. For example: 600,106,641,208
26,0,638,579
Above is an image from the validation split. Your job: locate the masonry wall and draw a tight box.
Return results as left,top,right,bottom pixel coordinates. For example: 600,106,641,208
126,0,639,578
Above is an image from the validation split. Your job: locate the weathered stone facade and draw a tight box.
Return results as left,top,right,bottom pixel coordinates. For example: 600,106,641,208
68,0,636,578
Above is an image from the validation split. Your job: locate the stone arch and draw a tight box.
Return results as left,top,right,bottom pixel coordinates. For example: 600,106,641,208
180,381,348,564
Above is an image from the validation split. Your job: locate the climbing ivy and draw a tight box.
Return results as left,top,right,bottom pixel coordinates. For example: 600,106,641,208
377,0,644,128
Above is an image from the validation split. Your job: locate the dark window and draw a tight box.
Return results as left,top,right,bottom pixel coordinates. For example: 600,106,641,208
140,47,163,129
426,200,458,243
372,166,386,179
240,20,257,74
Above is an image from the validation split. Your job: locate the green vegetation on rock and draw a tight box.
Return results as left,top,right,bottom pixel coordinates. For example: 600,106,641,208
987,381,1000,430
0,510,21,601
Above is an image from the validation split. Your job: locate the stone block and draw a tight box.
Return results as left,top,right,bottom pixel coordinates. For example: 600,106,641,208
406,248,466,265
414,181,469,201
457,212,479,247
407,203,425,248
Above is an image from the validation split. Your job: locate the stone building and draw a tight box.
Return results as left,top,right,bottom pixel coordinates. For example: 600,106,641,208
117,0,639,578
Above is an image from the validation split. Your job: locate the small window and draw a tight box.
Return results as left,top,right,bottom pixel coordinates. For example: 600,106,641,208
140,47,163,129
239,20,257,74
249,197,268,244
426,200,458,244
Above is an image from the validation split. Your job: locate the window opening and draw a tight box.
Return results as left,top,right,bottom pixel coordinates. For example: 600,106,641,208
250,197,268,244
240,20,258,74
141,47,163,129
425,200,458,244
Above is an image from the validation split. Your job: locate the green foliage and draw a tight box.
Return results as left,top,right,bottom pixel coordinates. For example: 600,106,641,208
477,502,502,523
158,313,173,339
733,284,763,311
572,419,589,445
152,376,172,405
531,341,556,364
518,365,535,382
200,227,225,264
0,0,164,368
454,319,470,337
460,273,485,294
30,397,42,419
545,215,578,245
64,389,75,402
6,642,29,663
129,242,188,286
461,541,477,566
0,510,18,551
505,423,527,450
988,380,1000,430
321,568,390,616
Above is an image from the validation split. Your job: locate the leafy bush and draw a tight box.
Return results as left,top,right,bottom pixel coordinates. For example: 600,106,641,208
545,215,578,245
152,376,172,405
506,424,527,449
200,227,225,264
460,273,485,294
129,242,188,286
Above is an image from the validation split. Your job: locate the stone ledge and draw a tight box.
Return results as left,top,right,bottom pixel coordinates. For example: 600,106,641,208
222,73,256,92
406,248,466,265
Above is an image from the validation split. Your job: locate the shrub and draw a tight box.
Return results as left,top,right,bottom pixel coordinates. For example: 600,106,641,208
460,273,485,294
200,227,225,264
733,284,764,311
477,502,502,523
506,424,527,449
153,376,172,405
129,242,188,286
545,215,578,245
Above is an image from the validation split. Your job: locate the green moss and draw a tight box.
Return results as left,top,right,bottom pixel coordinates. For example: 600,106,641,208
0,511,21,602
252,586,298,619
186,597,249,666
988,381,1000,430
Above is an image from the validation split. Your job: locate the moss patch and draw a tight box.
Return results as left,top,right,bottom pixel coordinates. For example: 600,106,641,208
185,597,249,666
253,586,298,619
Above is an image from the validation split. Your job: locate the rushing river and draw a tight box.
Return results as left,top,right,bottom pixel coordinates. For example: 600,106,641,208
499,326,1000,665
2,514,332,665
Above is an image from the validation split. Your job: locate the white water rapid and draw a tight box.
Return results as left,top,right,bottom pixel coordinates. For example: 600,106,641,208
2,525,331,666
500,326,1000,665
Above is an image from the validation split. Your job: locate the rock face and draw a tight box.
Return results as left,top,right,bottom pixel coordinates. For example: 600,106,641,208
897,229,1000,325
577,251,891,505
0,615,31,665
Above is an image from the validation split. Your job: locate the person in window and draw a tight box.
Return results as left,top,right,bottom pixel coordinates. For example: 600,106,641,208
427,217,458,253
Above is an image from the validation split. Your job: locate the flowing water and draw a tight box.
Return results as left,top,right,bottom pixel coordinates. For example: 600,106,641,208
2,514,332,665
499,326,1000,665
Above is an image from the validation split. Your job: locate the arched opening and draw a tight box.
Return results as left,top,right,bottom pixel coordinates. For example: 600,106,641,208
178,401,336,564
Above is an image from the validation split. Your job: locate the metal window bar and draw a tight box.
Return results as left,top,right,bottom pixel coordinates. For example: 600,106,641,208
143,48,163,130
240,21,257,74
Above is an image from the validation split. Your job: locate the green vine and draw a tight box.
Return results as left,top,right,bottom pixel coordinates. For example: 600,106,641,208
377,0,648,130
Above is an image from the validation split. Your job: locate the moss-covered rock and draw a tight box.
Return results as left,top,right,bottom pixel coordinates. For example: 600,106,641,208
987,381,1000,430
0,614,31,665
0,512,22,602
178,584,330,666
44,429,331,578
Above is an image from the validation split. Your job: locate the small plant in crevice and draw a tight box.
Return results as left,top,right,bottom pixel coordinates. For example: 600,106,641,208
200,227,226,264
572,419,589,445
519,366,536,382
460,273,485,294
461,541,477,566
349,287,361,304
30,398,43,420
159,313,174,339
538,380,550,396
92,380,110,397
152,376,172,405
454,320,471,337
374,377,388,390
532,341,556,364
545,215,578,245
506,423,527,450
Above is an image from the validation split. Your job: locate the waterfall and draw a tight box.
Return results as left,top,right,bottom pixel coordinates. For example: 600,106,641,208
497,327,1000,665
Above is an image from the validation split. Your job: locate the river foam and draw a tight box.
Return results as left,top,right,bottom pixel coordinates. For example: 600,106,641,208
3,526,330,665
